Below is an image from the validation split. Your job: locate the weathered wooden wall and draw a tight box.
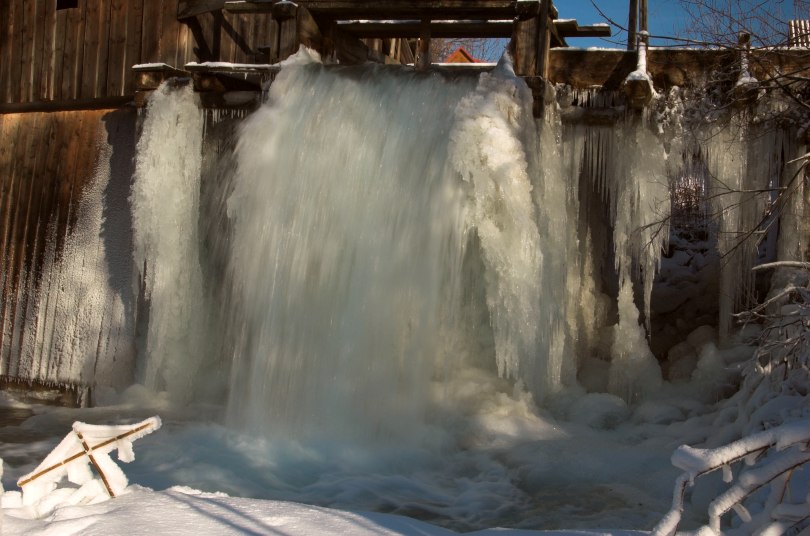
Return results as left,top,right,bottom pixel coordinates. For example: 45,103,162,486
0,0,276,105
0,110,103,371
0,109,138,390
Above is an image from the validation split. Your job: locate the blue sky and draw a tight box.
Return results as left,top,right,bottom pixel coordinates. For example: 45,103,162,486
558,0,693,48
557,0,806,48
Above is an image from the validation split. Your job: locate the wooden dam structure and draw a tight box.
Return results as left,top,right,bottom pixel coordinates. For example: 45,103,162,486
1,0,808,400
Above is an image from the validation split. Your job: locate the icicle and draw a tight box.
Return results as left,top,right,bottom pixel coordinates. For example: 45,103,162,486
132,81,207,400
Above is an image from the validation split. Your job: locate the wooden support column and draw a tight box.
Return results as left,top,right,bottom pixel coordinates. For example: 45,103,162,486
537,0,551,79
639,0,648,34
417,18,430,69
627,0,638,50
511,15,538,76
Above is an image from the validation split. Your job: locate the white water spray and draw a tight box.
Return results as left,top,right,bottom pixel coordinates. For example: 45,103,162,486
223,55,561,440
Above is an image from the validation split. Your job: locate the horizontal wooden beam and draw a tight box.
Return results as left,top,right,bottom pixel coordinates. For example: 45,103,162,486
330,19,607,41
554,20,611,38
225,0,539,20
0,97,134,114
338,20,513,39
178,0,227,19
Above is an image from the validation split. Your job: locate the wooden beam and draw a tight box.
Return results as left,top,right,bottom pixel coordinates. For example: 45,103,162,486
338,20,514,39
511,15,537,76
336,19,609,41
536,0,550,79
627,0,637,50
554,20,611,38
226,0,524,20
178,0,227,20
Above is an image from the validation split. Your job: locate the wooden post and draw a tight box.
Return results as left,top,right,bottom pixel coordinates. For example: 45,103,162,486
536,0,551,79
417,17,430,69
627,0,638,50
639,0,648,34
74,430,116,497
511,16,538,76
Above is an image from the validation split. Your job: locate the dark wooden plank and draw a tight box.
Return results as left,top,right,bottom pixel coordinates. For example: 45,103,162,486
278,18,298,61
178,0,226,19
30,0,48,101
124,0,145,94
161,0,182,66
536,0,550,79
39,0,57,100
4,113,41,376
338,20,513,39
417,18,430,70
107,0,128,96
51,8,68,100
627,0,638,50
66,0,88,100
511,16,537,76
0,0,10,102
178,10,195,65
81,0,102,98
186,12,217,62
9,0,25,103
0,115,23,369
94,0,113,98
140,0,163,63
218,12,235,62
19,0,36,102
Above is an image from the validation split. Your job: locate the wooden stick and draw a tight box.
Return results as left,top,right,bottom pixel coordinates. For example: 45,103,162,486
74,430,115,498
17,422,153,488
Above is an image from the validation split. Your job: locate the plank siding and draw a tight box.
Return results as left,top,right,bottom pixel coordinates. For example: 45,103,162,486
0,0,331,104
0,111,115,379
9,0,25,103
39,0,57,101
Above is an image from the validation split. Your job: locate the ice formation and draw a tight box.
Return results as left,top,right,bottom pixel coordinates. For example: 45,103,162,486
4,49,804,453
131,81,207,399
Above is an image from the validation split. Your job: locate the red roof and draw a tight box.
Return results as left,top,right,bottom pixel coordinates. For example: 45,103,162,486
443,47,481,64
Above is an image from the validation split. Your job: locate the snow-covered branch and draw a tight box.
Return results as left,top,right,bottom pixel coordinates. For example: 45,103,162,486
653,419,810,536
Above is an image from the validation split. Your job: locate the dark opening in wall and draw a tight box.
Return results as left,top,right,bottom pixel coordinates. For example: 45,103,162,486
56,0,78,10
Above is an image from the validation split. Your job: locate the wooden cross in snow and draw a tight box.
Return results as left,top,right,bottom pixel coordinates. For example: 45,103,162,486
17,416,161,502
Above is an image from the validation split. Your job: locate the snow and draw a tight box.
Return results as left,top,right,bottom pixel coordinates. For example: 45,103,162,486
1,485,650,536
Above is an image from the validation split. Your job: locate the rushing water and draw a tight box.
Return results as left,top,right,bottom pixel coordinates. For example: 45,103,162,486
6,49,803,531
